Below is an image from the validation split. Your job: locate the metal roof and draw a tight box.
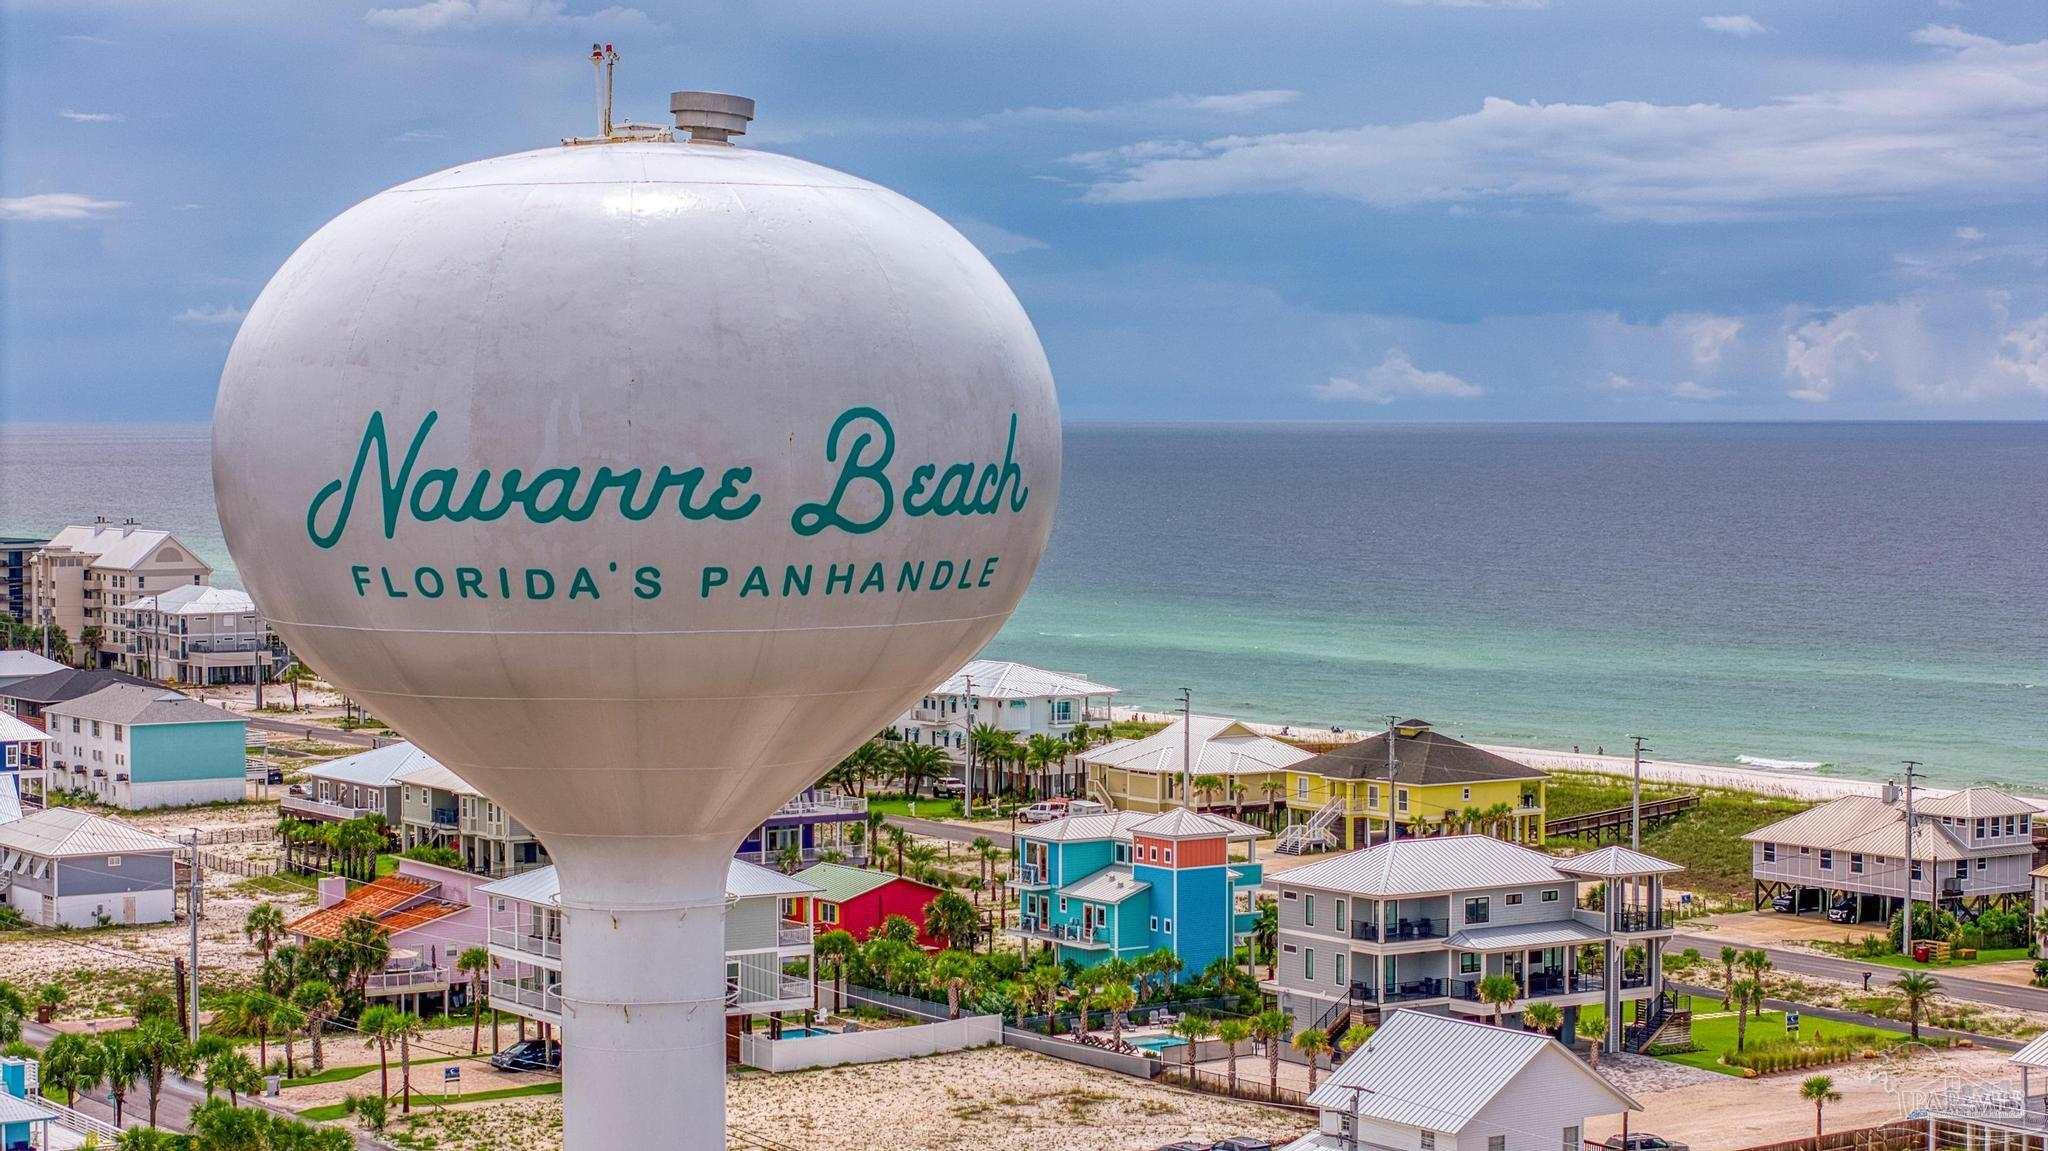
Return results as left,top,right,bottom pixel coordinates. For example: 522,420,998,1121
1443,919,1609,951
1915,787,2040,819
1306,1009,1636,1129
0,808,180,858
125,584,258,616
1553,845,1685,878
1740,795,1904,848
302,741,439,788
0,710,51,745
1080,715,1314,778
793,861,925,904
2011,1032,2048,1070
479,859,820,907
50,684,244,727
1836,820,1972,863
392,757,481,795
1129,806,1263,841
1061,864,1150,904
41,524,208,574
1019,807,1264,845
1272,835,1580,898
0,777,19,826
0,1091,56,1126
926,659,1118,701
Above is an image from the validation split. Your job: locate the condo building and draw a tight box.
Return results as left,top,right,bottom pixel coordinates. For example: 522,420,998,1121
26,521,211,654
108,584,284,685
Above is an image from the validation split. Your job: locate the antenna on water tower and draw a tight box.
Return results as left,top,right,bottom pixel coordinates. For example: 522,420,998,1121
592,43,617,137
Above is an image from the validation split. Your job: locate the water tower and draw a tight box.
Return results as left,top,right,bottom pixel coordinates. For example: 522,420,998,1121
214,58,1058,1149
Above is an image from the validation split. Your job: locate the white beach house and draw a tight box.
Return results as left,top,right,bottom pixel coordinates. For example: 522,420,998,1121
281,740,429,826
894,659,1118,794
108,583,284,686
1081,713,1314,816
1283,1009,1637,1151
394,755,549,878
1265,835,1686,1053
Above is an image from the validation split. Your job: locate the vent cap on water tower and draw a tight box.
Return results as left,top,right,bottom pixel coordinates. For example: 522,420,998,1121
669,91,754,143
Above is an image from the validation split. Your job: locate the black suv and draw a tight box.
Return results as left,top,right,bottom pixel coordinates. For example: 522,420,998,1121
488,1038,560,1072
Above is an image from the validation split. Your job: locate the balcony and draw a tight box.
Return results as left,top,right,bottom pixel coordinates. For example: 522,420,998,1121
1620,971,1652,990
1351,917,1448,942
491,978,562,1017
728,974,813,1009
490,927,562,960
773,792,868,819
367,967,448,994
281,794,379,822
777,921,813,949
1381,978,1446,1003
1013,863,1047,887
427,808,459,829
1612,909,1665,932
1014,914,1110,949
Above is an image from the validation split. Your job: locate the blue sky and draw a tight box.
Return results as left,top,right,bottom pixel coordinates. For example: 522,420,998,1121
3,0,2044,422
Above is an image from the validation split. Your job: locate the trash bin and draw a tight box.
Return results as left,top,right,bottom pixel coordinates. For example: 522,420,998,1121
264,1074,282,1097
1912,944,1932,963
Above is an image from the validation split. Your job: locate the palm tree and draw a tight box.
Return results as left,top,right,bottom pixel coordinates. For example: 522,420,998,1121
775,841,804,875
1459,805,1485,834
129,1016,189,1128
815,929,858,1010
457,946,493,1054
1138,948,1183,999
1477,973,1520,1025
970,836,995,887
1719,945,1739,1008
1216,1018,1252,1091
1025,734,1065,801
117,1126,181,1150
358,1004,403,1099
77,626,104,669
1895,972,1939,1040
1732,977,1761,1051
34,983,66,1024
271,999,308,1079
1338,1020,1375,1060
99,1031,142,1126
930,951,976,1019
1253,899,1279,978
226,990,283,1070
1171,1012,1213,1078
1484,801,1515,839
1291,1026,1332,1092
388,1010,425,1113
1094,983,1137,1047
203,1049,258,1107
1523,1001,1563,1039
277,660,317,710
1577,1014,1604,1067
1252,1009,1291,1095
244,902,288,971
1023,963,1064,1035
883,824,912,876
1192,773,1226,810
293,979,340,1072
926,892,981,951
1802,1074,1842,1136
39,1031,104,1110
893,741,950,798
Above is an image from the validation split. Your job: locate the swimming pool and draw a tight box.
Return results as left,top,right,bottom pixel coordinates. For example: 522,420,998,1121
1130,1036,1187,1053
777,1026,833,1039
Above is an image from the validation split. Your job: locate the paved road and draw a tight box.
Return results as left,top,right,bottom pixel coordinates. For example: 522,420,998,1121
247,715,386,748
887,813,1017,850
1672,931,2048,1014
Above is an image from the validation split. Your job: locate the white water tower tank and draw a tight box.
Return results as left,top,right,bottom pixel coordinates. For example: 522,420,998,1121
213,89,1058,1150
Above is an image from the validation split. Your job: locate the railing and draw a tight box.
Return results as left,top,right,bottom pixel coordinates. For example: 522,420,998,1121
491,978,562,1016
727,975,813,1008
1157,1066,1312,1110
1381,978,1444,1002
428,808,459,828
281,794,378,821
1613,908,1664,932
489,927,562,959
1015,915,1105,945
39,1096,125,1142
1014,863,1046,886
777,921,813,948
367,967,448,993
1575,972,1606,991
774,792,868,818
1351,917,1448,942
1620,971,1652,990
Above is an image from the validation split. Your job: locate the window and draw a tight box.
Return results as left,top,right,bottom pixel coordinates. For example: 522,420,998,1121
1335,952,1346,985
1460,952,1480,974
1564,1127,1581,1151
1762,843,1776,863
1421,1133,1435,1151
1397,789,1410,813
1059,897,1069,913
1541,888,1559,902
1367,784,1380,807
1115,844,1130,863
1462,787,1472,801
1163,918,1173,933
1282,943,1297,954
820,902,839,924
1850,854,1864,874
1336,898,1347,923
1163,848,1173,863
1489,1138,1505,1151
1052,699,1073,724
1978,856,1988,872
1303,948,1315,980
106,855,122,867
1820,850,1833,870
3,747,14,769
1910,861,1922,881
1282,890,1298,900
113,724,123,742
1505,893,1523,906
1150,916,1159,931
1304,895,1316,926
1955,860,1968,879
1148,845,1159,862
71,718,80,733
1296,778,1308,799
1463,896,1490,924
91,721,100,737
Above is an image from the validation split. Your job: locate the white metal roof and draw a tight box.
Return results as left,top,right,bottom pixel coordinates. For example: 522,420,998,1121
1553,845,1685,878
2010,1032,2048,1070
302,741,438,788
0,1091,56,1126
0,710,51,746
43,523,206,573
1444,919,1610,951
479,859,820,907
1305,1009,1636,1129
1061,864,1150,904
1019,807,1265,845
392,757,481,795
0,808,181,858
1916,787,2039,820
1081,715,1313,778
926,659,1118,701
1273,835,1580,899
126,584,258,616
1740,795,1903,849
1836,819,1972,863
0,776,20,826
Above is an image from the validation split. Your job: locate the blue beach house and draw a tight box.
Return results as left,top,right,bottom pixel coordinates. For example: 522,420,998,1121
41,683,246,810
1010,807,1264,978
0,1056,57,1150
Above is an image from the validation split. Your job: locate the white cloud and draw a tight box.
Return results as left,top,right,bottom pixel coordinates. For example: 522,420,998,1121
1955,226,1985,242
364,0,650,33
0,194,128,222
1082,28,2048,221
58,110,124,124
990,90,1302,128
1594,373,1728,401
1152,90,1302,115
1310,349,1482,404
392,129,446,143
173,305,248,328
947,216,1048,257
1672,313,1743,365
1700,15,1767,35
1783,294,2048,403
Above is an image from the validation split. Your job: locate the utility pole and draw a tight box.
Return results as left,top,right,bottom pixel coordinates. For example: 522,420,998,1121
1902,760,1921,961
187,829,203,1043
1378,715,1399,849
1629,735,1652,849
961,675,976,820
1177,688,1192,810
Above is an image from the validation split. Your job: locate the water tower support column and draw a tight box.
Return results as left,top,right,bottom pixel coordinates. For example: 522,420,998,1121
555,836,734,1150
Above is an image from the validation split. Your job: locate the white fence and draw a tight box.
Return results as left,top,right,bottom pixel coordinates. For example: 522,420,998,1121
739,1014,1001,1073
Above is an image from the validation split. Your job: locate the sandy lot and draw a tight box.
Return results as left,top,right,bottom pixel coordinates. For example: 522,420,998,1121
1584,1045,2014,1148
1686,910,1890,949
374,1045,1311,1151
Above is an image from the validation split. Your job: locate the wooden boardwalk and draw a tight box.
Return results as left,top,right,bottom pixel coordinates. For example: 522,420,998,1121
1546,794,1698,841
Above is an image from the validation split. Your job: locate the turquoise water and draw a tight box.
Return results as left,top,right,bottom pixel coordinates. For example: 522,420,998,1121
3,420,2043,788
1130,1035,1187,1052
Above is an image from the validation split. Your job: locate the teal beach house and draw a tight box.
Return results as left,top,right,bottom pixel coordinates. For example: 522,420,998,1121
40,683,246,809
1009,807,1265,978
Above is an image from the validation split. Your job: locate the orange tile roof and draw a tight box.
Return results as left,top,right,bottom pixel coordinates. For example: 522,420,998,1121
288,874,441,940
377,900,464,934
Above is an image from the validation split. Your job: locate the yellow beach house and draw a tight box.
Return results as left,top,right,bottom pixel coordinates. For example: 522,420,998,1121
1277,719,1547,855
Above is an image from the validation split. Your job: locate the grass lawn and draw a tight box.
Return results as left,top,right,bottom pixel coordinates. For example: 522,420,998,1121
1824,945,2032,970
1543,773,1811,900
232,871,319,898
1664,996,1909,1076
298,1080,559,1121
283,1054,456,1088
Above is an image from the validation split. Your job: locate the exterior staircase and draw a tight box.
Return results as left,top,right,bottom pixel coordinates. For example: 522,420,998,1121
1622,991,1691,1054
1276,797,1345,855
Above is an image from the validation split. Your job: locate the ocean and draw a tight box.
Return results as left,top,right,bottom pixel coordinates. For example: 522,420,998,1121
3,420,2043,789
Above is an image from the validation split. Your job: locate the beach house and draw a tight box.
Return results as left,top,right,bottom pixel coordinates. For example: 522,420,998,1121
894,659,1118,796
481,860,820,1055
0,808,180,927
394,755,549,878
107,584,283,686
286,857,490,1011
736,787,870,870
1081,714,1313,818
790,862,945,948
1009,807,1265,978
40,683,246,809
1283,1009,1638,1151
26,520,212,658
1265,835,1685,1053
280,740,427,827
0,652,62,693
1745,784,2037,918
0,667,158,790
1279,719,1548,854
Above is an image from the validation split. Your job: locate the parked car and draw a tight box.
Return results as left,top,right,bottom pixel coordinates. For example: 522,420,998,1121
489,1038,560,1072
1020,799,1071,823
931,777,966,798
1827,896,1859,923
1603,1136,1688,1151
1770,888,1820,913
1212,1140,1275,1151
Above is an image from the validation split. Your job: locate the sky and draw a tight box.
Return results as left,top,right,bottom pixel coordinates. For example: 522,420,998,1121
3,0,2045,423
